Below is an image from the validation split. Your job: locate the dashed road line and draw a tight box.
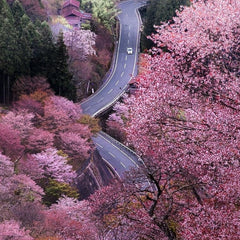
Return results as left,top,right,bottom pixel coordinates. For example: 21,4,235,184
125,55,128,61
99,133,139,167
108,89,113,94
108,152,116,158
121,72,124,77
97,97,104,103
124,63,126,69
121,162,126,168
115,80,119,85
96,143,103,148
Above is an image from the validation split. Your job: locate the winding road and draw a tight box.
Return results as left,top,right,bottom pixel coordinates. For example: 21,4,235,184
81,0,146,178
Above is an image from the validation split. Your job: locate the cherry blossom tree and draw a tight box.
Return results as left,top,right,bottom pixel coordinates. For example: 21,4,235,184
63,29,96,95
63,122,92,139
0,152,14,178
42,95,82,131
14,95,44,117
0,110,54,154
63,30,96,62
31,148,77,183
58,131,91,166
18,154,44,181
99,0,240,239
0,122,24,159
41,207,96,240
106,101,128,142
33,198,97,239
1,110,34,140
0,220,33,240
46,196,98,239
10,202,45,231
150,0,240,109
0,152,44,222
54,121,93,168
25,128,54,153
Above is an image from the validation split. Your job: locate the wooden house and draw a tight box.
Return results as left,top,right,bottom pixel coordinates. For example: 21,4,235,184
61,0,92,29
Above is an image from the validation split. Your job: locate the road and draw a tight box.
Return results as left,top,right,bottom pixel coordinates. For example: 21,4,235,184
81,0,146,179
92,131,144,178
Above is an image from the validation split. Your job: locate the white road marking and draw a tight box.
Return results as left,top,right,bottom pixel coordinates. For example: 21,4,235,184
96,143,103,148
128,32,130,37
88,3,142,117
121,72,124,77
85,106,90,111
99,133,139,167
108,152,116,158
124,63,126,69
115,80,119,85
125,55,128,61
121,162,126,168
128,39,129,44
97,97,104,103
108,89,113,94
80,20,123,105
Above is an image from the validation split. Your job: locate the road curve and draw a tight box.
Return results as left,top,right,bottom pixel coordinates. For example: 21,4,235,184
81,0,146,179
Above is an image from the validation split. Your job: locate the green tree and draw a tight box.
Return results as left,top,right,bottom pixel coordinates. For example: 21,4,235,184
0,0,18,104
78,115,101,134
42,179,79,206
141,0,190,50
81,0,119,33
48,32,76,101
30,20,55,77
11,0,34,75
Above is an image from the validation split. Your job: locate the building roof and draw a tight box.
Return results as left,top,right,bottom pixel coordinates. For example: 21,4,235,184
62,8,82,18
63,0,80,9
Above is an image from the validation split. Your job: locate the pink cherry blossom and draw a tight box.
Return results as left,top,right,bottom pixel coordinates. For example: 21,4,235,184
31,148,77,183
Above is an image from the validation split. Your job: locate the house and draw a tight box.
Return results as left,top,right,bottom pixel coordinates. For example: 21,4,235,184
61,0,92,29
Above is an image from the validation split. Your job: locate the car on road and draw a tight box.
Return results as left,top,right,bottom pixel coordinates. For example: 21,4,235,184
127,47,133,54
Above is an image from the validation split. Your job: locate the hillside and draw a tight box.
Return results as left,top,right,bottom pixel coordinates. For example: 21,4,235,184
1,0,240,239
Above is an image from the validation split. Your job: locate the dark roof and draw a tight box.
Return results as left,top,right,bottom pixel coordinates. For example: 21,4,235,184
63,0,80,9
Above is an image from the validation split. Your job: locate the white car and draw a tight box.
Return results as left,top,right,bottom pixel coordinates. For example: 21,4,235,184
127,47,133,54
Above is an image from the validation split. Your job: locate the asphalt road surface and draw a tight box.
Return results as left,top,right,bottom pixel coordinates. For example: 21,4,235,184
81,0,146,179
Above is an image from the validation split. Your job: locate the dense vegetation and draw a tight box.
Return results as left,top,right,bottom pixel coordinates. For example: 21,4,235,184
1,0,240,239
81,0,119,33
0,0,76,103
0,79,98,238
104,0,240,239
0,0,118,104
141,0,190,50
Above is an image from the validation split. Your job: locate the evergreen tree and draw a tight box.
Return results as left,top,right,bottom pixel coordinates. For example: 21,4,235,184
11,0,34,75
0,0,18,104
30,20,55,77
48,32,76,101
